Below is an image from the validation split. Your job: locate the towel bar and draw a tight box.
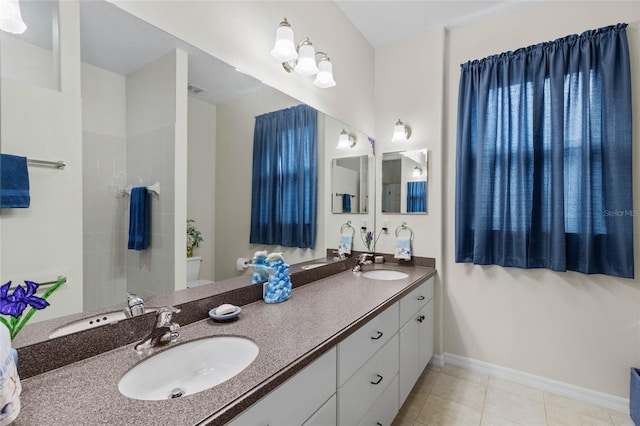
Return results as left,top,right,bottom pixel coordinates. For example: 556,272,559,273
122,182,160,196
27,159,66,169
395,222,414,240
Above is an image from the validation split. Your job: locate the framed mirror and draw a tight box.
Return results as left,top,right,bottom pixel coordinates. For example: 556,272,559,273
331,155,369,214
381,149,428,214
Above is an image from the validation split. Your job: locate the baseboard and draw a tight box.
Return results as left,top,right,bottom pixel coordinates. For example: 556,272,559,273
433,352,629,414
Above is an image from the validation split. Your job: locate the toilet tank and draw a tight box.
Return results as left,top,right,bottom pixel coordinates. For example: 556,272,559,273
186,256,202,282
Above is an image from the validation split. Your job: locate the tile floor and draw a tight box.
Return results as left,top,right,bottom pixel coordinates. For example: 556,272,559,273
392,364,634,426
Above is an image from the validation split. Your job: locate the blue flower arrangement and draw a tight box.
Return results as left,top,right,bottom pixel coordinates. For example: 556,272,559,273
0,277,66,340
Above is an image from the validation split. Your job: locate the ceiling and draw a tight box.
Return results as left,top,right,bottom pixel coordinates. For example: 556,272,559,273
335,0,535,48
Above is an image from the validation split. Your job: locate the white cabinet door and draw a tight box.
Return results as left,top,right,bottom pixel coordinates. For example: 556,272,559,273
338,334,399,426
229,347,336,426
399,299,435,405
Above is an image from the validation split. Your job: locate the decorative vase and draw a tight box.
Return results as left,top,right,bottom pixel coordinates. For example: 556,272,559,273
0,327,21,425
187,246,193,258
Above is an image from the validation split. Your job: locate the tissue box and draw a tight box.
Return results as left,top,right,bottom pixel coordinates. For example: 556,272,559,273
631,368,640,425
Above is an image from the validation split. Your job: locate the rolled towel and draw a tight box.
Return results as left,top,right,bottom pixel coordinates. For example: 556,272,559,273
394,236,412,261
0,154,30,208
338,233,352,255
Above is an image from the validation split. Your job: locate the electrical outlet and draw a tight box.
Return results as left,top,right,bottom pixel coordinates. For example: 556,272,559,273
382,221,390,232
361,220,368,231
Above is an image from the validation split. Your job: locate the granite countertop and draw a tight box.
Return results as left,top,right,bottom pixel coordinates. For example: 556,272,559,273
14,263,435,426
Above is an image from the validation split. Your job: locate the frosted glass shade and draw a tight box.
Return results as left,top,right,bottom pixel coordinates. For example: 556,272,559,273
270,23,297,62
337,130,351,150
0,0,27,34
313,58,336,88
295,44,319,76
392,120,409,142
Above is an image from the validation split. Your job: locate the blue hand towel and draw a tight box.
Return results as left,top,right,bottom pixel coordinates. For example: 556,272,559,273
0,154,30,208
394,236,412,260
128,187,150,250
343,194,351,213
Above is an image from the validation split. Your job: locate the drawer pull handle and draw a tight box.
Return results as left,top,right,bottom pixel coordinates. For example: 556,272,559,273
371,374,383,385
371,331,384,340
417,315,426,323
417,295,425,301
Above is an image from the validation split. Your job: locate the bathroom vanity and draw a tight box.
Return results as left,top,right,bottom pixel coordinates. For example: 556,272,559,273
13,263,435,425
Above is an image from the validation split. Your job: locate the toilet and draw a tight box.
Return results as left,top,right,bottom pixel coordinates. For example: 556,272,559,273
186,256,214,288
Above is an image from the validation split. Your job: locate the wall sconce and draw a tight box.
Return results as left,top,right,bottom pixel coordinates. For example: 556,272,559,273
270,18,336,88
391,119,411,142
0,0,27,34
412,166,423,178
337,129,356,150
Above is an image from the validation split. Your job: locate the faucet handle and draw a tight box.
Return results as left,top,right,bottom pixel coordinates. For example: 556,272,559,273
155,306,181,327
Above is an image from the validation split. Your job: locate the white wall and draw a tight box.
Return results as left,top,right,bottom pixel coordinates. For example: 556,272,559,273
125,49,188,298
442,2,640,398
187,97,216,281
215,87,326,280
81,62,127,311
108,0,376,136
0,1,83,321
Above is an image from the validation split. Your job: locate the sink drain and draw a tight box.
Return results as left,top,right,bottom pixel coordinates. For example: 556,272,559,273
169,388,185,399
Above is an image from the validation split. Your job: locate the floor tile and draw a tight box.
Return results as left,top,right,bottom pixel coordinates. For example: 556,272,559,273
442,364,490,386
608,410,635,426
546,404,614,426
398,390,428,420
483,387,546,425
544,392,613,423
431,371,488,410
488,377,544,403
480,411,527,426
416,394,483,426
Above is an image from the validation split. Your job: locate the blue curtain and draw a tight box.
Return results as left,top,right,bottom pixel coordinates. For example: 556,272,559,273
407,181,426,213
250,104,318,248
455,24,633,278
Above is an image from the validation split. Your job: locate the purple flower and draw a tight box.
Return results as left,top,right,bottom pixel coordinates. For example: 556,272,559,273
0,281,49,318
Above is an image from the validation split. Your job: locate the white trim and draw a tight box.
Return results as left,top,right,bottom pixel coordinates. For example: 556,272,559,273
433,352,629,414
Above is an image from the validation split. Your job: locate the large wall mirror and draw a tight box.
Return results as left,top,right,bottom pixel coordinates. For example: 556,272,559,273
381,150,428,214
1,0,374,348
331,155,369,214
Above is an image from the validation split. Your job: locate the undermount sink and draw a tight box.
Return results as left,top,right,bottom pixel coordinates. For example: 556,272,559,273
49,309,155,339
118,336,259,401
362,269,409,281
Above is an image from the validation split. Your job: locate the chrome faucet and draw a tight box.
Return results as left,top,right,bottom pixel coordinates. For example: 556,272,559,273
125,293,145,318
333,249,348,261
352,253,374,272
134,306,181,351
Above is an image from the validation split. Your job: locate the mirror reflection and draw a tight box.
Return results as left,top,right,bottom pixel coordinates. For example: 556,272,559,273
1,0,375,347
381,150,428,214
331,155,369,214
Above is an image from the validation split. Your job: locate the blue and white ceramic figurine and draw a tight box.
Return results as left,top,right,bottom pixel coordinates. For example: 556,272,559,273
251,250,270,285
263,252,292,304
0,326,21,426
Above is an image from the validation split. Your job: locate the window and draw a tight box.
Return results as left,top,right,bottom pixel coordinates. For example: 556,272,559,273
250,104,318,248
455,24,633,278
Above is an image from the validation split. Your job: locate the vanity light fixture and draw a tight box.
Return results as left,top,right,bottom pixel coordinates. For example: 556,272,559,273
391,119,411,142
337,129,356,150
412,166,423,178
271,18,336,88
0,0,27,34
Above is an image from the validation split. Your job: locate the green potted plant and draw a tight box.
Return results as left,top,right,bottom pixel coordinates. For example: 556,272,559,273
186,219,203,258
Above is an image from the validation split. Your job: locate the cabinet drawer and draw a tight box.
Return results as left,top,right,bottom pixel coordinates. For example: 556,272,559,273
358,374,399,426
229,347,336,426
338,302,399,386
304,394,336,426
400,277,434,326
338,333,399,426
